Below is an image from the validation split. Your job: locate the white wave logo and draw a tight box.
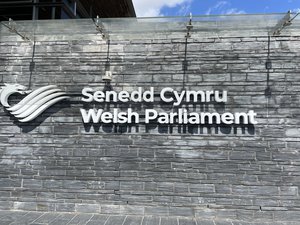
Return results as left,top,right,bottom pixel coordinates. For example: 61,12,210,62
0,84,69,122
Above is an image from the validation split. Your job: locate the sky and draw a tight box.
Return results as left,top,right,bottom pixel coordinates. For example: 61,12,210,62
132,0,300,17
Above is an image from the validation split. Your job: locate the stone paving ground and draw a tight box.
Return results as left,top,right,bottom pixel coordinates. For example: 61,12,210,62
0,210,299,225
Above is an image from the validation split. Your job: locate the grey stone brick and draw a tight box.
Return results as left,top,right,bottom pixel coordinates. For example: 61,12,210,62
145,206,169,216
13,202,37,211
120,205,145,215
274,211,300,221
53,125,78,134
285,128,300,137
75,204,100,213
37,202,56,211
55,203,75,212
23,179,43,189
101,205,121,214
189,184,215,193
229,151,255,160
120,181,144,191
63,180,87,189
153,195,172,203
0,179,21,188
43,180,63,189
4,146,31,156
203,73,231,82
169,207,194,217
0,202,13,210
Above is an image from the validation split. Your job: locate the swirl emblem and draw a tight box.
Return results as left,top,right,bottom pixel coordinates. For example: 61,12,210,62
0,84,69,122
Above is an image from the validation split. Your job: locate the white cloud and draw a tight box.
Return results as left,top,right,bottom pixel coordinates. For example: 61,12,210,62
206,1,229,15
293,8,300,13
132,0,193,17
206,1,245,15
225,8,246,15
215,1,230,9
177,0,193,16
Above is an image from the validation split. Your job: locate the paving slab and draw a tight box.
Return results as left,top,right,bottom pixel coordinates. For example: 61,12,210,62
123,216,143,225
161,217,179,225
49,214,77,225
178,218,197,225
32,212,59,224
0,210,297,225
86,214,109,225
67,214,93,224
105,215,126,225
141,216,160,225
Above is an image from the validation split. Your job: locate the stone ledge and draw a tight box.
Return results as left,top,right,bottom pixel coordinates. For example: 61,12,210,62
0,210,299,225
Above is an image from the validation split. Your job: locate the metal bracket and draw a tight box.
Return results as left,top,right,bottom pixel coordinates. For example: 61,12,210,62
185,13,193,38
0,18,30,41
93,15,109,40
269,11,292,36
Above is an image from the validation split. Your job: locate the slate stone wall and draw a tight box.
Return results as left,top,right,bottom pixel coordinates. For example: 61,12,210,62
0,20,300,222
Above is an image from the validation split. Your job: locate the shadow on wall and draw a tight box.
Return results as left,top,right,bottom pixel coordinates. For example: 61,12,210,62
83,123,255,135
11,101,71,133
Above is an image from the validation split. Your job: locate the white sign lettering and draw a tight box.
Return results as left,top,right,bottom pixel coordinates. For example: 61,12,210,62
80,87,258,125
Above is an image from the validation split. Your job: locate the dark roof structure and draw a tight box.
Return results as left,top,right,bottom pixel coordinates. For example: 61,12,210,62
0,0,136,21
81,0,136,18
